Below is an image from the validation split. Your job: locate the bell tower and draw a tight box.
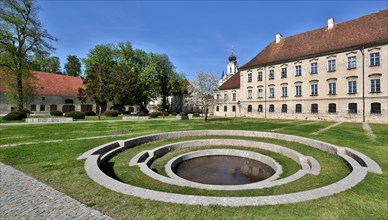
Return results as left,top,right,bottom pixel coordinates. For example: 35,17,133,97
227,48,238,75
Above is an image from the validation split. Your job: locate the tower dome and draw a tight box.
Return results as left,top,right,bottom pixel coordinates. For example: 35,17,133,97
229,53,237,61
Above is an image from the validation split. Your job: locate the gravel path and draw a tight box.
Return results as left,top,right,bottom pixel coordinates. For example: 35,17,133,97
0,162,112,220
362,122,376,140
312,122,343,135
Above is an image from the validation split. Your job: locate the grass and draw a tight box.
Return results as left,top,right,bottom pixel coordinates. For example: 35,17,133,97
0,117,387,219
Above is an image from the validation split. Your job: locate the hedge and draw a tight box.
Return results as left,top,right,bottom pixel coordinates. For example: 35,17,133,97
84,111,96,116
64,111,85,119
104,110,119,117
50,110,63,116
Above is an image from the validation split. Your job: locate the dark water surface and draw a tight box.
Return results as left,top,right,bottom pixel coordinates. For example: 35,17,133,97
173,155,275,185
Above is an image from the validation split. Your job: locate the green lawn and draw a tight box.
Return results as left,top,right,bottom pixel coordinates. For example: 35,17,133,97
0,118,387,219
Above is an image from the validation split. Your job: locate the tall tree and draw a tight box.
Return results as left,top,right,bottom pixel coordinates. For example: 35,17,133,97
154,54,174,111
28,55,61,73
64,55,82,77
0,0,56,111
188,72,218,121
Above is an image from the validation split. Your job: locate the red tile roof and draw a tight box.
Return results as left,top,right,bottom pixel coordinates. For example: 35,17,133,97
0,71,83,97
219,71,240,90
240,9,388,70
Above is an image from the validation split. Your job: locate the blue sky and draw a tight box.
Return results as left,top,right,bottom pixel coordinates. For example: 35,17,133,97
37,0,387,80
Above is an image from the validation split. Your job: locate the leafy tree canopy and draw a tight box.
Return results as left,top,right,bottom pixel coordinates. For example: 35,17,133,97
64,55,82,77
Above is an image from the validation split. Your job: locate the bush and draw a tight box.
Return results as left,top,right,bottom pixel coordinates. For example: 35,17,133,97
2,113,23,121
21,109,31,115
180,112,187,116
171,112,178,116
104,110,119,117
84,111,96,116
138,112,147,116
193,112,200,117
7,111,27,120
161,112,169,117
64,111,85,119
149,112,160,118
50,110,63,116
123,111,132,115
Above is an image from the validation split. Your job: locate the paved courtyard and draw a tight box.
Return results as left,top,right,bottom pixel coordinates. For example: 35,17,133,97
0,162,112,219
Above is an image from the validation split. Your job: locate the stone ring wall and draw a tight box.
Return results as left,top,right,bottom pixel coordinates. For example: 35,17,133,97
78,130,382,206
129,139,319,190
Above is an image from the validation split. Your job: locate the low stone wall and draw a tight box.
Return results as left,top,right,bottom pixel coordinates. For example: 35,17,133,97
26,118,73,123
122,116,148,121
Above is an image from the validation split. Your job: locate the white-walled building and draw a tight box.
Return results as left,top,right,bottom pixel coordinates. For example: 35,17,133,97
215,9,388,123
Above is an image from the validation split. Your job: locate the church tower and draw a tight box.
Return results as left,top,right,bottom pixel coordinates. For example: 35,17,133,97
227,49,238,75
219,49,238,86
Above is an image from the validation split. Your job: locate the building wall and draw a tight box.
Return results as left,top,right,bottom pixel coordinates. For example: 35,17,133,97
215,44,387,123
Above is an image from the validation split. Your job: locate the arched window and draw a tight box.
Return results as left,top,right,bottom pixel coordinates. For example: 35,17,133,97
224,106,227,112
371,103,381,114
232,106,236,112
328,103,336,113
348,103,357,113
247,105,252,112
281,104,287,113
269,104,275,112
311,103,318,113
296,104,302,113
258,105,263,112
216,106,219,112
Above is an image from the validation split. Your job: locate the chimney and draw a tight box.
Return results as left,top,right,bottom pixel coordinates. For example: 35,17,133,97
328,17,334,29
276,33,282,43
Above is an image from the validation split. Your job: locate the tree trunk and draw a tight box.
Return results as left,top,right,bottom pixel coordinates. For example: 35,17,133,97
204,106,208,122
16,71,24,111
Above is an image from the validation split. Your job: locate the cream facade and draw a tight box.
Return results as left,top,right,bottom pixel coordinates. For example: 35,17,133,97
237,44,387,123
214,10,387,123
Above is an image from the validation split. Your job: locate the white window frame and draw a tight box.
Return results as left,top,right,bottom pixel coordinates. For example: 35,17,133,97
232,93,236,101
257,89,263,98
329,82,336,94
269,88,275,97
371,79,381,92
295,65,302,76
247,89,253,99
281,87,288,97
295,85,302,96
328,60,336,72
311,62,318,74
269,70,274,80
258,71,263,81
370,52,380,66
348,81,357,93
247,73,252,83
347,56,356,69
311,84,318,95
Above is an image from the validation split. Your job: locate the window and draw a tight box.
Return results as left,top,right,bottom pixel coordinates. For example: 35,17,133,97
224,94,228,101
295,65,302,76
281,68,287,78
257,89,263,98
295,85,302,96
248,73,252,82
311,84,318,96
269,88,275,97
347,56,356,69
40,105,45,111
371,103,381,114
247,89,253,99
311,62,318,74
269,104,275,112
216,106,219,112
348,81,357,93
258,71,263,81
216,94,220,100
281,87,288,97
65,99,74,104
311,103,318,113
328,60,336,72
296,104,302,113
329,82,336,94
247,105,252,112
30,104,36,111
50,104,57,111
42,97,46,101
371,79,381,92
224,106,227,112
348,103,357,113
269,70,274,80
328,103,336,113
232,93,236,101
370,52,380,66
281,104,287,113
232,106,236,112
258,105,263,112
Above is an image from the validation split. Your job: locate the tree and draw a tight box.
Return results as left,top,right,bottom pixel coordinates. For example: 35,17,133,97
0,0,56,111
188,72,219,121
28,55,61,73
154,54,174,111
64,55,81,77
